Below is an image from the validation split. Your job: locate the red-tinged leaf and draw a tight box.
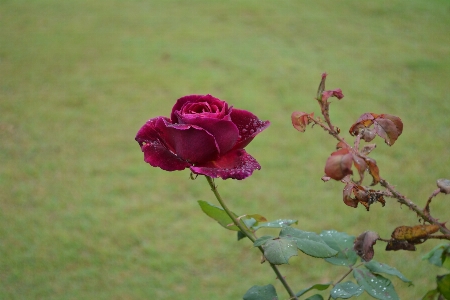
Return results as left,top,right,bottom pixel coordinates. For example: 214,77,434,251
437,178,450,194
343,183,359,208
349,113,378,136
365,157,380,186
291,111,313,132
373,114,403,146
322,88,344,102
353,231,380,262
352,154,367,183
361,144,376,156
336,141,349,150
325,148,353,180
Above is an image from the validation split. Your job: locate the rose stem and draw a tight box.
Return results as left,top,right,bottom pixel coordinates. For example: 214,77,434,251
205,176,298,300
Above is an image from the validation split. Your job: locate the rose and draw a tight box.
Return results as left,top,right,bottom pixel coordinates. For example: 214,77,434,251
135,94,270,180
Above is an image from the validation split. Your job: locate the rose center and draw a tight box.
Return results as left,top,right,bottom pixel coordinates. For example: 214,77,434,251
184,102,220,116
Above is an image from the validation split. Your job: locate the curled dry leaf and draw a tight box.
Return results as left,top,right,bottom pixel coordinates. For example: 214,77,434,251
343,183,359,208
321,176,331,182
291,111,314,132
361,144,376,156
324,148,353,180
352,154,367,183
373,114,403,146
336,141,349,150
342,183,386,210
391,224,440,242
322,89,344,102
385,239,416,251
437,178,450,194
365,157,380,186
354,231,380,262
349,113,403,146
349,113,377,136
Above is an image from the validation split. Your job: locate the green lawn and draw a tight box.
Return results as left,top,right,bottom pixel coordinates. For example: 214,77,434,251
1,0,450,299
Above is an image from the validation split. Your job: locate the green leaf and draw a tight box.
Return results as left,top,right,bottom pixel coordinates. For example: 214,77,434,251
437,273,450,299
305,294,324,300
198,200,239,231
263,237,298,265
423,243,450,269
353,267,399,300
296,283,331,297
365,260,412,284
421,288,439,300
330,281,364,299
253,235,275,247
319,230,358,266
243,284,278,300
280,227,338,258
252,219,298,230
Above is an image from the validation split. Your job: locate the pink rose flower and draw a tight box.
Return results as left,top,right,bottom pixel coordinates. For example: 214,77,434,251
135,94,270,180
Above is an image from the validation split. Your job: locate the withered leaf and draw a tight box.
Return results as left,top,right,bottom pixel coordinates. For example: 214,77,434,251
437,178,450,194
385,239,416,251
343,183,359,208
291,111,314,132
354,231,379,262
324,148,353,180
365,157,380,186
373,114,403,146
342,184,385,210
349,113,403,146
336,141,349,150
322,88,344,102
352,154,367,183
361,144,376,156
349,113,378,136
391,224,440,242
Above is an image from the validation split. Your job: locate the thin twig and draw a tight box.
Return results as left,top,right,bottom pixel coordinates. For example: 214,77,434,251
424,188,442,217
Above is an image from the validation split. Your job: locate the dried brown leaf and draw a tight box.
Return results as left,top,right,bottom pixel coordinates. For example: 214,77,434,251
354,231,379,261
365,157,380,186
391,224,440,242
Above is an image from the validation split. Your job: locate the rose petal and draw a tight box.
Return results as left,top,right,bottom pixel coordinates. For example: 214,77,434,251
135,117,191,171
175,116,239,155
171,94,230,123
190,149,261,180
230,108,270,149
157,118,220,163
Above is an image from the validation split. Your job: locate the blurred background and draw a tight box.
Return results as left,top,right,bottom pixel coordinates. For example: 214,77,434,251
1,0,450,299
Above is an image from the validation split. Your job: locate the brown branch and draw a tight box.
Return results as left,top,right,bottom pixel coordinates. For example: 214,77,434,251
379,178,450,235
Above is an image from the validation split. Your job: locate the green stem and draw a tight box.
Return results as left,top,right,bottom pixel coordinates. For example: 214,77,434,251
205,176,298,300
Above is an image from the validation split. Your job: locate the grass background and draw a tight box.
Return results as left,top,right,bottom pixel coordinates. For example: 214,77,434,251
1,0,450,299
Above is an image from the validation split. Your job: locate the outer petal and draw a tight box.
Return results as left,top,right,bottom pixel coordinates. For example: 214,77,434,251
176,116,239,155
230,108,270,149
190,149,261,180
157,118,220,164
135,117,191,171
